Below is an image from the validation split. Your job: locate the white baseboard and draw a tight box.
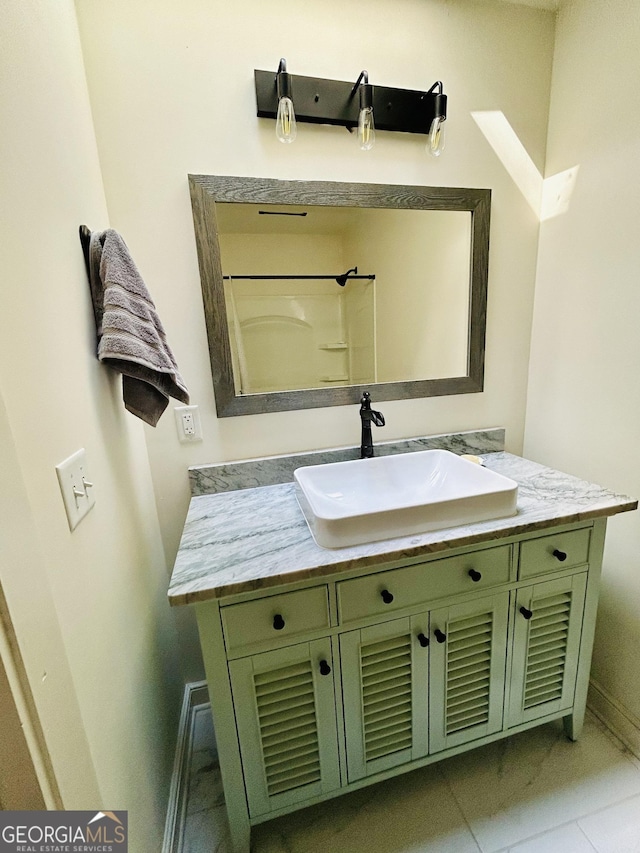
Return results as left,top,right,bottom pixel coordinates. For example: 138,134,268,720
588,678,640,761
162,681,210,853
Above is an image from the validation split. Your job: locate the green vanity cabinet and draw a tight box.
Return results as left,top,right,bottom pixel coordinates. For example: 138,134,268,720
195,518,609,853
228,638,341,818
507,573,588,728
336,545,512,624
340,591,510,782
507,523,595,733
428,591,510,753
340,614,430,781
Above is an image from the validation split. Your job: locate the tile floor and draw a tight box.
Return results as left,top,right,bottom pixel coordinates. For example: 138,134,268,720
181,707,640,853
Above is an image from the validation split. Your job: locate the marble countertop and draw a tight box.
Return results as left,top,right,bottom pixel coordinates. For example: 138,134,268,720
168,452,637,606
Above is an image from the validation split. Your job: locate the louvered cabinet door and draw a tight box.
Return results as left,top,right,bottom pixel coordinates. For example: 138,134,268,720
507,573,588,727
429,592,509,753
340,615,430,782
228,639,341,819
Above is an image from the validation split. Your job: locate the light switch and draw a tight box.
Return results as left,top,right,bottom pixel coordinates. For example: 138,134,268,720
55,448,95,531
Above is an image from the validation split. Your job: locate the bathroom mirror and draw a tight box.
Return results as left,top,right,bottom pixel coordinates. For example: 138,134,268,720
189,175,490,417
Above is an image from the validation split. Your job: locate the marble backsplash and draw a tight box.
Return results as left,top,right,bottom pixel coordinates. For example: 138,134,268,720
189,428,505,496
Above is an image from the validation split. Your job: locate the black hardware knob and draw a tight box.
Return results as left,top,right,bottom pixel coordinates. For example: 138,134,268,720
319,660,331,676
553,549,568,562
468,569,482,582
272,614,285,630
417,633,430,648
520,606,533,620
380,589,394,604
434,629,447,644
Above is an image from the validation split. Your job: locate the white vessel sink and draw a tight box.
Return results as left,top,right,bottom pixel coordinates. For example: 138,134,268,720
294,449,518,549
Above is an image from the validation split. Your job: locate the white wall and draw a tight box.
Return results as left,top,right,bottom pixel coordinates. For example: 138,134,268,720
0,388,100,809
344,209,471,381
524,0,640,723
0,1,182,847
74,0,555,676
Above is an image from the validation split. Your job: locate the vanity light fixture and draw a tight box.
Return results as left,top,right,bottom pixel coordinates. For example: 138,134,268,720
255,60,447,154
275,58,297,143
354,71,375,150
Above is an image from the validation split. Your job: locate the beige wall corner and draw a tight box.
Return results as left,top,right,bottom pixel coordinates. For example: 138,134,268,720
589,678,640,762
524,0,640,727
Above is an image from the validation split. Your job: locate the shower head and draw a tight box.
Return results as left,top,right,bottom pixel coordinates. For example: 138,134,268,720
336,266,358,287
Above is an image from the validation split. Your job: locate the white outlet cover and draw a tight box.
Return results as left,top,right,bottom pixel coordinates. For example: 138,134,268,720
55,448,96,531
174,405,203,442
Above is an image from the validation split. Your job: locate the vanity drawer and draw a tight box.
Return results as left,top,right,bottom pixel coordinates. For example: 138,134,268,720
221,586,330,655
338,545,512,625
519,527,591,579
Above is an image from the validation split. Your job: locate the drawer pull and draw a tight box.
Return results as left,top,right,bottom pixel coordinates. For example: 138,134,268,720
520,606,533,620
319,660,331,676
434,629,447,644
380,589,394,604
553,549,568,562
272,614,286,630
468,569,482,582
417,633,430,648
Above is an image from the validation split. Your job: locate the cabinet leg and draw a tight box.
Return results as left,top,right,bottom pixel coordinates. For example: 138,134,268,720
227,813,251,853
563,708,585,742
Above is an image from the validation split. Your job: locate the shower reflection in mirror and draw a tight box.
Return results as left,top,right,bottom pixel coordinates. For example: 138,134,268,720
223,270,376,395
217,203,471,396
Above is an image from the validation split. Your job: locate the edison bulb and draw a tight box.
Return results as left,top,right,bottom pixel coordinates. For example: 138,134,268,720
276,97,297,143
358,106,376,151
427,116,446,157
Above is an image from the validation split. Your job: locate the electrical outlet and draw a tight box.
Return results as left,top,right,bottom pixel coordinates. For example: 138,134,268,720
174,405,203,443
182,412,196,435
55,448,96,531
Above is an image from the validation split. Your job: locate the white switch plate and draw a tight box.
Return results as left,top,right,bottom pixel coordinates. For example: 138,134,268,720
55,448,95,531
174,405,203,442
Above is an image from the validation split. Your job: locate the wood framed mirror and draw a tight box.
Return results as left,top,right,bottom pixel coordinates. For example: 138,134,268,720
189,175,490,417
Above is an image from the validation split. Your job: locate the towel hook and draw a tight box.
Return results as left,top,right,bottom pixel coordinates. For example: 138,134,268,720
79,225,91,279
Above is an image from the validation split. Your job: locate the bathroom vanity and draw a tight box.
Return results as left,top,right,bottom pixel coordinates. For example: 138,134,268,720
169,440,636,853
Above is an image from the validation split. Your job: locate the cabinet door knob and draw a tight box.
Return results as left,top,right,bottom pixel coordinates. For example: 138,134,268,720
434,629,447,644
380,589,394,604
319,659,331,676
520,606,533,620
468,569,482,582
553,549,568,562
273,614,285,630
417,632,430,648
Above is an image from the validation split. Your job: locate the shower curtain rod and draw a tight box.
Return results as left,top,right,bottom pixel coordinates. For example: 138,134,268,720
224,265,375,287
222,274,375,280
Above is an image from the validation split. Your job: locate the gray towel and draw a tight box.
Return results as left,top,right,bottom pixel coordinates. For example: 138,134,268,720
89,229,189,426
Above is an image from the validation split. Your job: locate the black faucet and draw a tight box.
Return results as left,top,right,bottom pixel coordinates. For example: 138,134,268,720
359,392,385,458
